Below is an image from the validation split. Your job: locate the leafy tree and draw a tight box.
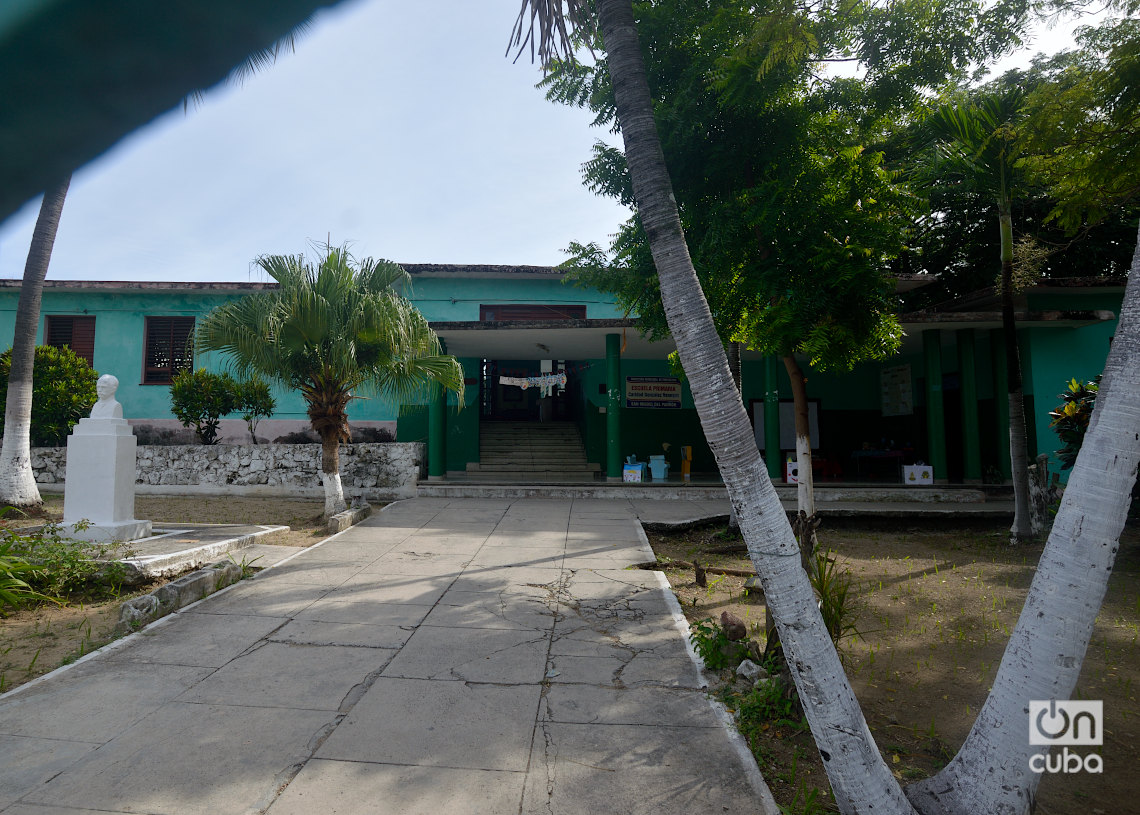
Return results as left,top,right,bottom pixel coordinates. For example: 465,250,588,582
553,0,919,551
169,369,240,445
1020,5,1140,230
926,88,1038,540
195,245,464,516
0,345,97,448
515,2,1140,813
234,376,276,444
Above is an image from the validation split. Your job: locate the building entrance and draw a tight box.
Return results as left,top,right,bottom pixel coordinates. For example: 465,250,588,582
479,359,572,422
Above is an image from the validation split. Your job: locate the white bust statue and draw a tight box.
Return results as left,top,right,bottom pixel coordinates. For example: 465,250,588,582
90,374,123,419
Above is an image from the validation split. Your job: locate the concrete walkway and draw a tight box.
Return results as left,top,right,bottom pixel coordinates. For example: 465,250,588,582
0,498,776,815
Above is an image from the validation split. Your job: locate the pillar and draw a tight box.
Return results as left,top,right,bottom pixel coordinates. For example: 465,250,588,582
606,333,622,481
764,356,781,479
923,330,948,483
427,382,446,480
990,327,1012,480
957,329,982,483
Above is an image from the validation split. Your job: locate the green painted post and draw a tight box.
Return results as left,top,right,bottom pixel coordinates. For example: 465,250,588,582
990,327,1012,480
957,329,982,482
606,333,622,481
923,330,948,483
427,382,446,480
764,356,781,479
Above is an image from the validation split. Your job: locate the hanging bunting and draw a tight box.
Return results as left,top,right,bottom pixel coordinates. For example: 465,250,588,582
499,372,568,397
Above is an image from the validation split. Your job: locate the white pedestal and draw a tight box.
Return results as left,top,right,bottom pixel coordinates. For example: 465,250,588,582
63,417,152,543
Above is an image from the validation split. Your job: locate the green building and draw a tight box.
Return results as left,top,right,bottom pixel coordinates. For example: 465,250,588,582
0,271,1121,484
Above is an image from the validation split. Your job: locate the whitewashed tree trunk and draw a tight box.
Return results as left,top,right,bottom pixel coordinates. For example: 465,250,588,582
1000,205,1034,542
319,434,347,517
596,2,913,811
907,224,1140,815
0,176,70,508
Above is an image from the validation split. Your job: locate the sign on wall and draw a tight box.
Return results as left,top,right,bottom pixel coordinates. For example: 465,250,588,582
880,364,913,417
625,376,682,409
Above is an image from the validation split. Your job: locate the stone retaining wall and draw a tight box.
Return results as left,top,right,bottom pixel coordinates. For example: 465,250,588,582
29,442,425,500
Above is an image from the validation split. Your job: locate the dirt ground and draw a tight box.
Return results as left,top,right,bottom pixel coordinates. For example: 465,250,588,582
0,494,329,693
649,520,1140,815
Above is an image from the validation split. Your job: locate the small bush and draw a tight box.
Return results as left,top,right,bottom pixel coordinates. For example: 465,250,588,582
273,429,320,444
352,425,395,443
1049,376,1101,470
170,369,239,444
2,522,130,599
234,376,275,443
689,618,738,670
0,345,98,446
130,425,196,446
0,538,53,609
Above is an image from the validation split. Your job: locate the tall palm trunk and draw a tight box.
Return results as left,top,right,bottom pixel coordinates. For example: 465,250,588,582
1000,202,1034,542
596,2,912,811
306,384,349,517
727,340,741,530
0,175,71,508
908,222,1140,813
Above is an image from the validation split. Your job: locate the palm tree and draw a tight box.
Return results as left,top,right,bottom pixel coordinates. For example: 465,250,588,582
196,245,463,516
929,90,1036,542
0,175,71,509
513,2,1140,813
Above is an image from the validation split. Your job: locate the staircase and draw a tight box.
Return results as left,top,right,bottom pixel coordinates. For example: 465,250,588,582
464,421,600,482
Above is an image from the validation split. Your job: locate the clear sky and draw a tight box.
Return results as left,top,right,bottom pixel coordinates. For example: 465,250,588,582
0,0,1093,283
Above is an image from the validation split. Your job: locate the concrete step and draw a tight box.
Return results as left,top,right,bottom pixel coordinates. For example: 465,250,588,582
460,471,602,483
471,462,600,472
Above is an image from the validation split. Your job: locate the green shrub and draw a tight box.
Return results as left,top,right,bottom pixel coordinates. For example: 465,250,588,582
170,369,239,444
2,522,126,599
0,345,98,446
811,548,858,646
1049,376,1101,470
0,538,53,609
234,376,275,443
689,617,738,670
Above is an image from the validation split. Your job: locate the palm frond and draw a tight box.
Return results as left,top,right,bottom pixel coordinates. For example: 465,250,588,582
199,243,463,424
508,0,594,67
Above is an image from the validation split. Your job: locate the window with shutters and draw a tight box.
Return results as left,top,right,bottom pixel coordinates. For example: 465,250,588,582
479,304,586,321
143,316,195,384
45,315,96,365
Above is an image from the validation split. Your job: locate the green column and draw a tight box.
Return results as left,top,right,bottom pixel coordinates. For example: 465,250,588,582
923,330,948,483
957,329,982,483
427,382,446,480
764,356,781,479
606,333,622,481
990,327,1012,480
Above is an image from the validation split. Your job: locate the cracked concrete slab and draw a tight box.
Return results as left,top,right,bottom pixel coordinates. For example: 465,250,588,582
23,703,337,815
326,572,456,606
540,685,721,727
422,590,559,631
175,641,389,710
523,722,763,815
267,760,527,815
0,661,213,742
1,736,99,808
316,677,542,771
0,497,777,815
183,578,330,618
382,626,551,683
104,612,287,668
293,597,433,628
267,619,415,649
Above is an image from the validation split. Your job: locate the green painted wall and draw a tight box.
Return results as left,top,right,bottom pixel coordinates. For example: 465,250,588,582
0,288,407,425
404,278,626,322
